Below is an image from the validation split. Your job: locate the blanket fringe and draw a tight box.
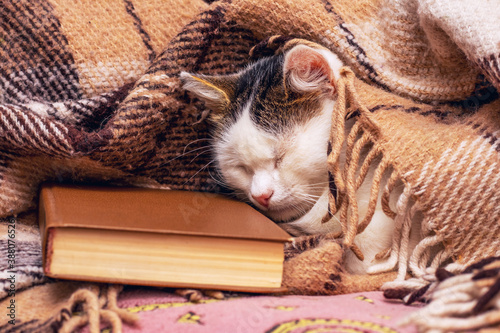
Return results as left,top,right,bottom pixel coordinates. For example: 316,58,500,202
329,68,458,283
331,68,425,277
367,181,413,278
328,67,499,287
60,284,138,333
385,257,500,332
327,68,394,262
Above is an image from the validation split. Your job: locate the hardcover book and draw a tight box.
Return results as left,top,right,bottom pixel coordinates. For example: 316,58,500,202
39,184,291,292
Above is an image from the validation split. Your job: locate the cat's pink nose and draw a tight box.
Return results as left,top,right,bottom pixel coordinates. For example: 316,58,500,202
252,191,273,208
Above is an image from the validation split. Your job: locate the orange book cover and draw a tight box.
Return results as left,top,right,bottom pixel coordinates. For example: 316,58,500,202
39,184,291,292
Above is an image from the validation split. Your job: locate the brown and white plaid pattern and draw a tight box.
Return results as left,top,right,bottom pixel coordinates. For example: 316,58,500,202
0,0,499,331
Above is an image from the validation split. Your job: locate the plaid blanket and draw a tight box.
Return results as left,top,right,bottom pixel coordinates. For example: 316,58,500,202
1,0,499,331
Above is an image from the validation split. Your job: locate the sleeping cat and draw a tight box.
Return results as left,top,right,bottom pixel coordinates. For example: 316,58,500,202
180,45,395,274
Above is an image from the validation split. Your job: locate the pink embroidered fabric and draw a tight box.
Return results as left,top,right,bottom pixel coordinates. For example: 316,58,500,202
81,290,421,332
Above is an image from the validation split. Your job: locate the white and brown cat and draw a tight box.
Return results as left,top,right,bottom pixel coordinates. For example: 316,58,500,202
181,45,395,274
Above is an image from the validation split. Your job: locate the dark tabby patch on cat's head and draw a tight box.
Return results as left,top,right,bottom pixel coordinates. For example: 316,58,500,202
242,54,326,134
180,44,336,136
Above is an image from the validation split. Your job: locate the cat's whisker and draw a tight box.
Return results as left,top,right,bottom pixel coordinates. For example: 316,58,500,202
208,172,227,188
297,192,322,198
292,192,322,202
301,179,338,188
307,179,337,185
208,175,228,188
208,170,225,185
304,181,331,186
293,199,319,207
231,190,250,203
208,166,231,189
288,197,318,206
329,212,341,224
286,200,315,209
300,187,330,192
289,203,309,217
189,148,213,164
182,138,212,154
299,186,329,192
164,145,212,164
184,160,215,185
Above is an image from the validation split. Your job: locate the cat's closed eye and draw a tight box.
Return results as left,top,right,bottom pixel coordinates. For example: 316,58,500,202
235,164,252,174
274,152,285,168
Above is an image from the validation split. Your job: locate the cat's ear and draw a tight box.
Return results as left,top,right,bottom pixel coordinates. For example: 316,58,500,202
283,45,341,95
180,72,237,110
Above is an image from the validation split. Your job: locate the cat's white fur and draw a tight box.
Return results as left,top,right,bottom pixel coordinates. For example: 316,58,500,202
215,98,335,223
216,107,396,274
